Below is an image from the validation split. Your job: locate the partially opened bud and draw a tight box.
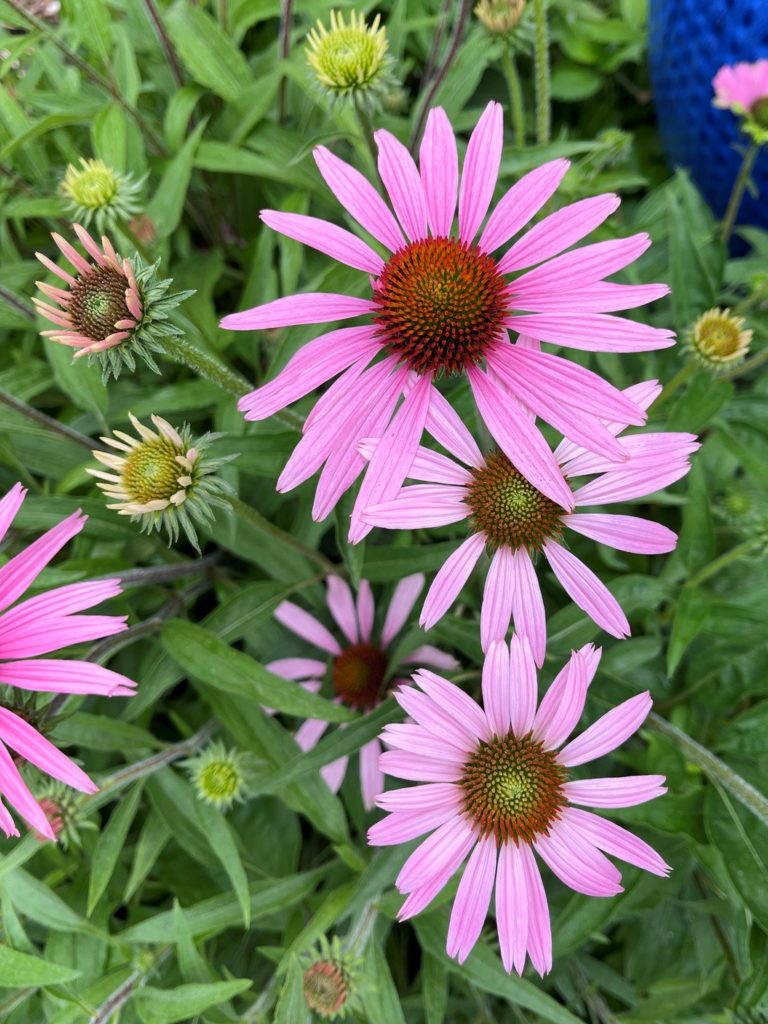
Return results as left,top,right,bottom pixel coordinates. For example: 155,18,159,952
61,158,143,232
688,307,752,369
474,0,526,34
306,10,392,107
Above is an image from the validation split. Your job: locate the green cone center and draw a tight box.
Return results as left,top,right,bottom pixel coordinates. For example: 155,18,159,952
122,437,183,504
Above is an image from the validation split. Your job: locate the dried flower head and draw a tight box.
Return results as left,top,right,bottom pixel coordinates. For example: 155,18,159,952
185,742,251,810
474,0,525,34
61,158,143,232
300,937,361,1020
689,307,752,369
34,225,193,381
306,10,391,106
89,413,234,550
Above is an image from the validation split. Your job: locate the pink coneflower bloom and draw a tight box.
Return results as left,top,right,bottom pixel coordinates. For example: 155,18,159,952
369,639,670,975
0,483,134,841
713,60,768,127
221,101,673,534
268,574,456,808
361,379,698,663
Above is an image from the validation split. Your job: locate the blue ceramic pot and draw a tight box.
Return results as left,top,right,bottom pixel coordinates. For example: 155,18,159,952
648,0,768,230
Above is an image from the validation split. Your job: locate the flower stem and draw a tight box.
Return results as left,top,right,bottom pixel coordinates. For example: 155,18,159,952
0,389,103,452
533,0,551,145
720,141,759,246
650,361,697,412
93,552,221,588
226,494,340,576
501,47,525,147
161,333,250,397
277,0,294,124
722,345,768,380
353,94,379,171
685,539,759,590
0,284,35,322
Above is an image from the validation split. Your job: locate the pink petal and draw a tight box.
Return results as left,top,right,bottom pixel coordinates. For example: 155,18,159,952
376,781,462,814
514,281,670,314
564,807,670,876
326,576,358,644
508,634,538,736
558,690,652,767
237,326,380,420
420,534,485,630
425,386,484,469
496,840,529,975
0,659,135,697
479,159,570,255
506,313,675,353
0,510,86,614
480,547,514,651
458,101,503,244
543,540,630,640
320,754,348,793
564,775,667,809
274,600,342,655
363,486,469,530
381,750,463,782
266,657,327,680
0,615,127,659
0,483,25,546
532,648,589,750
521,845,552,976
535,817,623,897
313,145,406,252
0,707,96,793
397,820,478,920
482,639,511,736
359,737,383,810
555,381,664,467
51,232,91,274
382,573,425,645
467,366,574,510
405,446,474,486
402,644,459,671
394,688,481,752
260,210,383,273
397,816,476,893
375,129,428,241
368,803,460,844
295,717,330,752
509,548,546,668
0,739,55,840
447,835,497,963
382,723,468,763
349,374,432,542
564,513,677,555
0,798,20,839
412,669,492,742
357,580,375,642
420,106,458,236
506,230,647,290
0,579,121,625
572,461,694,506
220,293,375,331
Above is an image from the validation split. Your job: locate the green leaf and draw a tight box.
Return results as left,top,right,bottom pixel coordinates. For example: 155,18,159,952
677,461,715,572
0,870,101,936
88,783,144,915
166,1,250,102
147,120,206,239
194,801,251,928
422,950,449,1024
43,338,107,423
274,956,307,1024
162,620,355,723
134,979,251,1024
705,785,768,931
360,939,407,1024
124,809,171,902
0,944,81,987
667,587,712,675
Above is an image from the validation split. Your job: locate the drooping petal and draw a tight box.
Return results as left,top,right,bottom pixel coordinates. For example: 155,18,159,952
509,547,546,668
0,510,86,614
564,513,677,554
260,210,384,273
274,600,342,655
0,660,135,697
321,754,349,793
0,483,25,546
295,716,330,752
221,293,376,331
326,576,358,644
425,386,484,469
496,839,529,975
375,129,429,241
0,739,55,840
458,101,504,244
420,534,486,630
564,775,667,809
447,835,497,963
558,691,652,767
396,817,476,893
420,106,458,236
480,547,514,651
382,573,425,645
535,817,623,897
0,707,97,793
564,807,670,876
479,159,570,255
543,540,630,640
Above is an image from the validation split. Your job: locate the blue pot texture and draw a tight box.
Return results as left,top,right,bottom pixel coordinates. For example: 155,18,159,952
648,0,768,232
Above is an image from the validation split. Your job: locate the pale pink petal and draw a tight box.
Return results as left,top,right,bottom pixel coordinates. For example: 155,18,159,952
467,366,574,510
458,101,503,244
564,775,667,809
521,845,552,976
314,145,406,252
480,548,514,651
447,835,497,963
499,195,622,274
376,781,462,814
0,615,127,659
479,159,570,254
350,374,432,542
394,688,481,752
362,486,468,531
0,483,25,546
535,817,623,897
425,386,484,469
564,807,670,876
508,634,538,736
496,840,529,975
360,738,383,810
0,660,135,696
0,510,86,614
0,579,121,625
420,533,485,630
404,446,474,486
260,210,384,273
509,547,546,668
0,707,96,793
220,293,375,331
566,432,699,480
506,313,675,352
382,573,425,645
266,657,327,680
375,129,428,241
397,817,476,893
558,691,652,767
402,645,459,671
356,580,375,642
412,669,492,742
482,639,510,736
368,803,459,844
572,461,694,506
0,739,55,841
320,755,348,793
397,822,478,920
564,513,677,555
532,648,589,750
514,282,670,314
274,600,342,655
381,723,468,763
506,230,647,289
380,750,463,782
326,576,358,644
420,106,458,236
295,717,329,752
543,540,630,640
51,232,91,274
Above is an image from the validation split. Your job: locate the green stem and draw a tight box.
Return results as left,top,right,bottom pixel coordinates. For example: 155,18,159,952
0,283,35,322
353,94,378,171
685,539,759,590
161,333,250,397
533,0,551,146
0,389,103,452
93,552,221,588
722,345,768,380
502,47,525,147
720,142,759,246
226,494,340,576
648,712,768,829
649,361,697,412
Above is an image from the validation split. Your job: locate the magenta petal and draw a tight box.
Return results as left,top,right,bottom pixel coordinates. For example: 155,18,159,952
274,600,342,655
535,818,623,897
447,835,497,963
564,513,677,554
0,739,55,840
313,145,406,252
326,576,358,644
532,648,589,750
558,690,652,767
413,669,492,741
482,639,511,736
0,707,96,793
425,385,484,468
506,230,647,290
420,533,486,630
508,634,537,736
514,281,670,314
507,313,676,353
509,548,546,668
220,293,375,331
381,573,425,645
0,483,26,547
420,106,458,236
0,659,135,696
375,129,429,241
543,540,630,640
458,101,503,244
480,548,514,652
0,510,86,614
479,159,570,254
397,816,476,892
564,807,671,876
260,209,384,273
496,840,529,975
564,774,667,809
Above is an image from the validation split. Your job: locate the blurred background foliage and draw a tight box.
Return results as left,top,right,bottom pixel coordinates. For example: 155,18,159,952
0,0,768,1021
